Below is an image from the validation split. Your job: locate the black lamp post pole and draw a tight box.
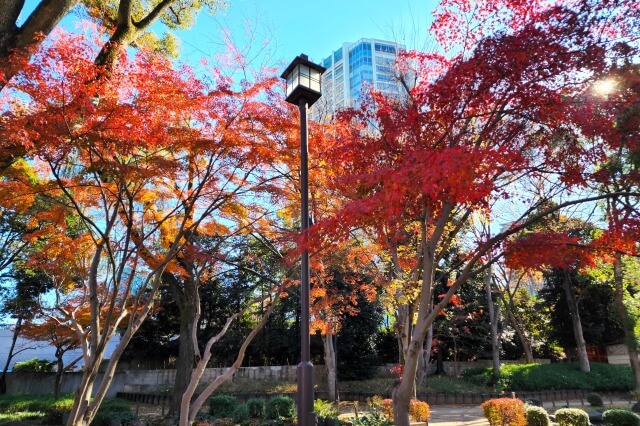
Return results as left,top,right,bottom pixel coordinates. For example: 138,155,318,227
297,97,315,426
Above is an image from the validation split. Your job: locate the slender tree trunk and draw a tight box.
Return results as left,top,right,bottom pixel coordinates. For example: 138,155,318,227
505,301,534,363
436,348,444,374
323,334,337,402
416,340,427,386
170,279,198,416
562,270,590,373
485,264,501,378
0,0,78,92
613,255,640,389
54,356,64,400
393,338,420,426
0,315,23,394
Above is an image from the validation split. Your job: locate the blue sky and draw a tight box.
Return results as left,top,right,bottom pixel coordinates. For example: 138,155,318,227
179,0,438,64
22,0,438,71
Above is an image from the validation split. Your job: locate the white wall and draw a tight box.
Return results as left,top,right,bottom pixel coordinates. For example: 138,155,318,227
0,328,121,371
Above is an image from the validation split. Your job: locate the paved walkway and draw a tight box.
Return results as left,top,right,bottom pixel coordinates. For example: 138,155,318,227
429,405,488,426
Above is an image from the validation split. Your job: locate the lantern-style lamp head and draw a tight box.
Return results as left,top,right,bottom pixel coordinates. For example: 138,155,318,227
281,54,326,107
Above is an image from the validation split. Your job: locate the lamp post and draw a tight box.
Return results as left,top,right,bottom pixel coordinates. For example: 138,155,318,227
281,54,325,426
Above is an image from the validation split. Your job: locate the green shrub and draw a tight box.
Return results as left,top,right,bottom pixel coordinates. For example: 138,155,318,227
463,363,634,391
92,410,138,426
0,394,73,416
44,398,75,424
602,409,640,426
554,408,589,426
265,395,295,421
525,405,550,426
314,399,339,419
232,403,250,423
351,412,393,426
93,398,137,426
246,398,265,418
12,358,55,373
98,398,133,413
586,392,603,406
481,398,526,426
208,395,238,418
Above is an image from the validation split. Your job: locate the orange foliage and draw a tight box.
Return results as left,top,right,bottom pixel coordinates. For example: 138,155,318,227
409,399,431,422
481,398,526,426
504,232,596,272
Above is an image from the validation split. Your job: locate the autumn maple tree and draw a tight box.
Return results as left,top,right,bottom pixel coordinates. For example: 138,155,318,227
21,316,81,399
309,241,380,402
0,0,225,173
0,26,290,426
311,0,640,423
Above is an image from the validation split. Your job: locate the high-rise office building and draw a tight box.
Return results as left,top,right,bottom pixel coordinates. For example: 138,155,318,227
310,38,406,122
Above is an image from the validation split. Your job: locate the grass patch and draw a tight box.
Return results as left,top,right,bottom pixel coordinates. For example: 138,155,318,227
216,378,297,394
338,376,489,395
0,411,46,425
464,362,634,392
0,394,73,414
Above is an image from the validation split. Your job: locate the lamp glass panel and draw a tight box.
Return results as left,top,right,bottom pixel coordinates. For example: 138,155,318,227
299,65,310,88
310,68,321,92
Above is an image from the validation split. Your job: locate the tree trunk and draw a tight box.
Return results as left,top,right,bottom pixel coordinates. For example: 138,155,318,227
613,255,640,389
416,339,427,386
392,338,421,426
436,348,444,374
505,302,535,363
562,270,590,373
170,279,198,416
485,265,501,378
0,0,78,91
54,357,64,400
0,315,23,394
322,334,337,402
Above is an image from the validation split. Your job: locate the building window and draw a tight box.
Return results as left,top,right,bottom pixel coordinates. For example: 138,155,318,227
375,43,396,54
334,49,343,63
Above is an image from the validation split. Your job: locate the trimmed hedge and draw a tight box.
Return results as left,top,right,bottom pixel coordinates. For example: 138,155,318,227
209,395,238,418
464,363,634,391
586,392,603,406
246,398,265,418
554,408,589,426
409,399,430,422
481,398,526,426
602,408,640,426
265,395,295,421
525,405,550,426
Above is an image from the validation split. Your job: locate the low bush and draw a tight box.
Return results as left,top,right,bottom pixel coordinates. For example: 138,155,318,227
12,358,55,373
44,398,75,424
586,392,603,406
92,410,137,426
409,399,430,422
232,403,250,423
351,412,393,426
0,394,73,417
602,408,640,426
481,398,526,426
380,399,393,420
525,405,550,426
314,399,339,419
93,398,137,426
265,395,295,421
246,398,265,418
208,395,238,419
554,408,589,426
464,363,634,391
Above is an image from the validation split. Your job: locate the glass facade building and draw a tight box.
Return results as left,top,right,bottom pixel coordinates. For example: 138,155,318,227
310,38,405,122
